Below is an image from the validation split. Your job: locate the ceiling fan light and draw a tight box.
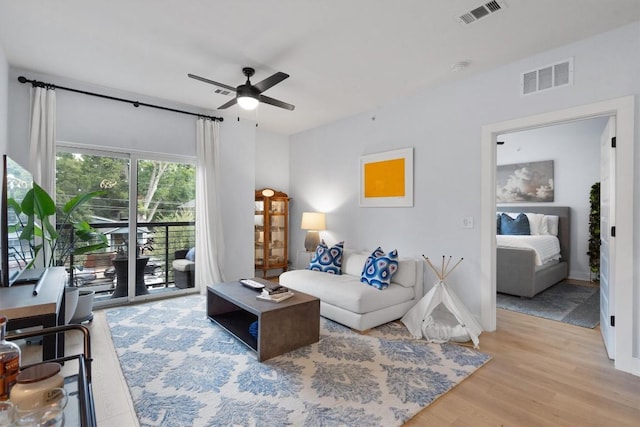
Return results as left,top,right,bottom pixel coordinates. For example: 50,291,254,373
237,95,259,110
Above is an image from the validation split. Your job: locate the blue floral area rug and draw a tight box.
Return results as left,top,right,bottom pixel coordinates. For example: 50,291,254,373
497,282,600,328
106,295,490,427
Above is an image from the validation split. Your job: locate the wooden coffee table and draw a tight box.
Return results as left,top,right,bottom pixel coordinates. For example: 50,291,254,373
206,281,320,361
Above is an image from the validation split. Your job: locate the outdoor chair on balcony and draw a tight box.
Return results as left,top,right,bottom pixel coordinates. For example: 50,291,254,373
173,248,195,288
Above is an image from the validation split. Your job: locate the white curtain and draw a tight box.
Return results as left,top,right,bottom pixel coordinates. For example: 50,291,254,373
28,86,57,194
195,118,225,291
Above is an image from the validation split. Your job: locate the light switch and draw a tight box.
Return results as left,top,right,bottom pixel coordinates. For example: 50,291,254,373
462,216,474,228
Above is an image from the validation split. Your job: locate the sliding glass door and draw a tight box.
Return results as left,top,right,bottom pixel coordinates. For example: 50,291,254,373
56,146,196,306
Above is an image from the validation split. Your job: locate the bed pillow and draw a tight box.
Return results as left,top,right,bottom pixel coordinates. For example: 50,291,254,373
360,247,399,290
525,213,548,235
545,215,559,236
308,240,344,274
499,213,530,235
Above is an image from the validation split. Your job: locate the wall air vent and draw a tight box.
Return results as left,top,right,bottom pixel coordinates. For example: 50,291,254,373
521,58,574,95
457,1,507,25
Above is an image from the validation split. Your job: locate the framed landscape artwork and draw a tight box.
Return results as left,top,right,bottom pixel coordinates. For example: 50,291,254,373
359,147,413,207
496,160,554,203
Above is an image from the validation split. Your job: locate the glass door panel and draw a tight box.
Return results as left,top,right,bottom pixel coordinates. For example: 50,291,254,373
56,150,130,301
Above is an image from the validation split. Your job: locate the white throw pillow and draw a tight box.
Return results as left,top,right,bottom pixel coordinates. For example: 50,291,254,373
525,213,548,235
545,215,559,236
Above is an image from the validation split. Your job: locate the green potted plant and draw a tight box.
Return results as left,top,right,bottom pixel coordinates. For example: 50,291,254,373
17,183,108,268
587,182,600,282
13,183,109,322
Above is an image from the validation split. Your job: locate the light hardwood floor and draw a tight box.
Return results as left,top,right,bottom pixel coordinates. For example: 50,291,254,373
20,304,640,426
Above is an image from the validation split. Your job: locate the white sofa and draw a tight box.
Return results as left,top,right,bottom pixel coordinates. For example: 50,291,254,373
279,249,423,331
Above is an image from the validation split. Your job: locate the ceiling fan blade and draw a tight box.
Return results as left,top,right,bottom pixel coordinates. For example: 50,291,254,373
217,98,238,109
253,72,289,93
259,94,295,111
187,73,237,92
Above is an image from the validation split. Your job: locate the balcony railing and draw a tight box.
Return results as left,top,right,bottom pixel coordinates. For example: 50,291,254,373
64,221,195,300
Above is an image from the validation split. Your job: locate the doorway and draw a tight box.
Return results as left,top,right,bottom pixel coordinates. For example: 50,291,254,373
480,96,637,375
494,118,606,329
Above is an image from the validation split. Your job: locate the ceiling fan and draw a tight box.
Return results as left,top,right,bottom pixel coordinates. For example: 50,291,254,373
188,67,295,111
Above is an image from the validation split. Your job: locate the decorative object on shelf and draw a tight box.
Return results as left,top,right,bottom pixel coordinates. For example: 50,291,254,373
300,212,326,252
587,182,600,282
10,363,65,411
359,147,414,207
0,315,20,400
254,189,289,278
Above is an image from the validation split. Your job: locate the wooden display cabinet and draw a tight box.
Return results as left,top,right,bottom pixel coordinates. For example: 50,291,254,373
255,189,289,278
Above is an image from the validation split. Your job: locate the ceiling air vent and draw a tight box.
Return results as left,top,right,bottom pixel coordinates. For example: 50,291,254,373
457,1,507,25
521,58,574,95
214,88,232,96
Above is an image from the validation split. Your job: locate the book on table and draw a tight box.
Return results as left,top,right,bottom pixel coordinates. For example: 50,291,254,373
256,289,294,303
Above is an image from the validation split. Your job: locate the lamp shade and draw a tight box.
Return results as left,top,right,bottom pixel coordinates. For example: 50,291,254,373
301,212,326,231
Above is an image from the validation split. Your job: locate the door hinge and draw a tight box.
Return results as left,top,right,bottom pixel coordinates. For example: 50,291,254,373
611,226,616,237
611,136,616,148
611,315,615,327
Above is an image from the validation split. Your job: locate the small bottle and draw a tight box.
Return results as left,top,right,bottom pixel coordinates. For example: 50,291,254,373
0,315,21,400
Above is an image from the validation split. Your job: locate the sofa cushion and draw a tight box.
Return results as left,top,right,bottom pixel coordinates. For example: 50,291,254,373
173,259,194,272
309,240,344,274
393,258,418,288
361,247,399,290
279,269,414,314
342,250,369,276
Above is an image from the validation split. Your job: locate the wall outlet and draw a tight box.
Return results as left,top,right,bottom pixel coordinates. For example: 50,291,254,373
462,216,474,228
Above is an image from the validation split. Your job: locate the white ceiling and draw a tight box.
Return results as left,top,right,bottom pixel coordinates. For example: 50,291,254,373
1,1,639,136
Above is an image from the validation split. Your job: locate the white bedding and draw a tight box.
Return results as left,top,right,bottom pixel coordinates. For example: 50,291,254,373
496,235,561,266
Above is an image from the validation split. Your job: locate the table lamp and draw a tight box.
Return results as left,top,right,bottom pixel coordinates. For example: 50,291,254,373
301,212,326,251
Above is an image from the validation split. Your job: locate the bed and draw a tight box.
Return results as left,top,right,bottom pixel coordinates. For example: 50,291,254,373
496,206,570,298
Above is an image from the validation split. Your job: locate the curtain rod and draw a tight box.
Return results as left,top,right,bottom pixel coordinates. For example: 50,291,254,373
17,76,223,122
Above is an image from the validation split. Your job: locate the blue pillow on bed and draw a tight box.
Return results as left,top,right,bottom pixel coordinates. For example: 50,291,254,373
500,213,530,235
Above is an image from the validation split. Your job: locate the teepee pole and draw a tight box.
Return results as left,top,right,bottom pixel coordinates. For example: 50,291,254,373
422,255,443,280
444,255,452,276
442,257,464,280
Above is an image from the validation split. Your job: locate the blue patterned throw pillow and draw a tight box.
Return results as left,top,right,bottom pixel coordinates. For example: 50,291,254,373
500,213,530,235
308,240,344,274
361,247,399,290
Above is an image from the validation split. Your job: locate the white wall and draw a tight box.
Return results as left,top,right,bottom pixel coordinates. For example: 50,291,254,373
0,44,7,154
7,67,256,281
290,22,640,322
497,118,606,280
256,129,289,194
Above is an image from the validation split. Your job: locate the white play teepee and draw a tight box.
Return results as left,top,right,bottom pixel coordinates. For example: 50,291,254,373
401,256,483,348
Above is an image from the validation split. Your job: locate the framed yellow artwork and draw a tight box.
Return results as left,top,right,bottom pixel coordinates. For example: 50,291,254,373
359,147,413,207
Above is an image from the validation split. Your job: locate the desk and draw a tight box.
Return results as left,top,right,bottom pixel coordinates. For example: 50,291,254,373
0,267,66,361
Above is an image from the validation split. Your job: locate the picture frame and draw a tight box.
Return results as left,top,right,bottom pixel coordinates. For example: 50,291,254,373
496,159,554,203
359,147,413,207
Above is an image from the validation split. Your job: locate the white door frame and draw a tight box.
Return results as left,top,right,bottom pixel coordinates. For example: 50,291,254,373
480,96,638,375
